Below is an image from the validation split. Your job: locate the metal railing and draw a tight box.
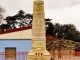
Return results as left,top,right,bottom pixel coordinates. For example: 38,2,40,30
0,52,80,60
50,51,80,60
0,52,28,60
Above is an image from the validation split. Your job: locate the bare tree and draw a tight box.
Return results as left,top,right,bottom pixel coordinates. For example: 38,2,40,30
0,5,5,24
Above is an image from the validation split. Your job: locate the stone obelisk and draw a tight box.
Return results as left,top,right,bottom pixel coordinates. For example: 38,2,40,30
27,0,51,60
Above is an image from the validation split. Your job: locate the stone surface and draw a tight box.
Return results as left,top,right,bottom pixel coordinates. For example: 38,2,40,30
27,0,51,60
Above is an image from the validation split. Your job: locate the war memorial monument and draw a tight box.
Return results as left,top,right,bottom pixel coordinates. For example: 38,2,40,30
27,0,51,60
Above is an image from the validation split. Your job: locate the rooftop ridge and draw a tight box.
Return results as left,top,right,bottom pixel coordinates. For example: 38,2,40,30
0,26,32,35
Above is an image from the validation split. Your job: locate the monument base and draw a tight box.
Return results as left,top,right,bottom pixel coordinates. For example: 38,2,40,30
27,49,51,60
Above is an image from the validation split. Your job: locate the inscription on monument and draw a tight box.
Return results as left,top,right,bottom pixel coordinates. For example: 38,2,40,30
34,1,43,12
32,40,46,52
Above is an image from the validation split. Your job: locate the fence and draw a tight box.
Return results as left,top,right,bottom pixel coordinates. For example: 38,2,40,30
0,52,80,60
0,52,28,60
50,51,80,60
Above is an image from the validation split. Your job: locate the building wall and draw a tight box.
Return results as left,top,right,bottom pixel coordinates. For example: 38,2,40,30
0,29,32,39
0,39,32,52
0,39,32,60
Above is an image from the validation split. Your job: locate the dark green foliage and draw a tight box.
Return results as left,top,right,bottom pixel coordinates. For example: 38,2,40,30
5,16,16,29
0,24,11,31
46,22,54,35
46,21,80,42
3,10,33,30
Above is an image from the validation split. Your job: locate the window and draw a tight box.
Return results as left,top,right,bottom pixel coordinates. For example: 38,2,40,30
5,47,16,59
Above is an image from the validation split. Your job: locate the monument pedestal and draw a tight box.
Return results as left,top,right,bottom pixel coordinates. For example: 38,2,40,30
27,50,51,60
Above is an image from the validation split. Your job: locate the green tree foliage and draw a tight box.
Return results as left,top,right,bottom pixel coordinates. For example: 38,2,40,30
4,10,33,30
13,10,33,28
46,20,80,42
5,16,16,29
45,18,54,35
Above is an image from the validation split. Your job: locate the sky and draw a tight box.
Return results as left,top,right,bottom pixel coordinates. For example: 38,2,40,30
0,0,80,31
